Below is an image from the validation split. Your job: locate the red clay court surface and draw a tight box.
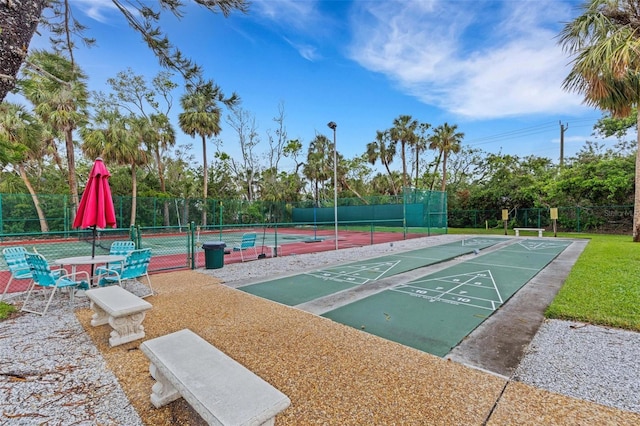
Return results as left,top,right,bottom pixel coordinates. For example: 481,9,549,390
1,229,436,296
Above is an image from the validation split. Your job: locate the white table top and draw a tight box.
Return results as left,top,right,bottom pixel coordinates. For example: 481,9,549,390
54,254,126,266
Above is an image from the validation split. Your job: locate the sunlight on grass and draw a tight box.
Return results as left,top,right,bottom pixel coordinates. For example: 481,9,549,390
450,229,640,332
546,235,640,331
0,301,16,320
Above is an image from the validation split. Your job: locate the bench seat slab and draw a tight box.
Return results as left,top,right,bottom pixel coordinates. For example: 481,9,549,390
140,329,291,426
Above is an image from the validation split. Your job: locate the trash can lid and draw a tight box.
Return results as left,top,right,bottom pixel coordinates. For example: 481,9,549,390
202,241,226,249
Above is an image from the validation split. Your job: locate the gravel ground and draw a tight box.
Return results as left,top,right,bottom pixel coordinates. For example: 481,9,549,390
1,235,639,425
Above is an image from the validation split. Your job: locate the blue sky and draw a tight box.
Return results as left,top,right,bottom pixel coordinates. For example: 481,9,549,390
25,0,620,171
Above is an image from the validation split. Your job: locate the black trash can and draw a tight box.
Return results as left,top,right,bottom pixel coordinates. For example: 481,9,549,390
202,241,226,269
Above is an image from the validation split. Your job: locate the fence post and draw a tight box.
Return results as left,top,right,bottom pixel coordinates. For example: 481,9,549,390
190,221,196,269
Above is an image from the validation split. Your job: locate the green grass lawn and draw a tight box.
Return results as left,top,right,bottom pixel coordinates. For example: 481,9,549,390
449,228,640,331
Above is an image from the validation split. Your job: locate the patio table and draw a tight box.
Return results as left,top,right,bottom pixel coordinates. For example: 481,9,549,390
55,255,125,286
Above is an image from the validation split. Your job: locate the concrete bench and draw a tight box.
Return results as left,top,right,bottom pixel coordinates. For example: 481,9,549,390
85,286,152,347
514,228,545,237
140,329,290,426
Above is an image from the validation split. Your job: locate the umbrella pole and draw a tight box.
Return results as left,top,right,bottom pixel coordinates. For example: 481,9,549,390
91,226,97,280
91,226,97,258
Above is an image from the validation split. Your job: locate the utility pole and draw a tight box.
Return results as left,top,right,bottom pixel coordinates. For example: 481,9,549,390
559,121,568,167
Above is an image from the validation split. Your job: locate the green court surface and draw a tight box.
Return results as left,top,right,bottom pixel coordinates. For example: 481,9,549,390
239,237,503,305
322,239,573,356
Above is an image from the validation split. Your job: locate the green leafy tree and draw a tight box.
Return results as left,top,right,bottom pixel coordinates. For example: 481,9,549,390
0,102,49,231
428,123,464,192
101,69,178,225
389,115,418,188
559,0,640,241
81,108,149,226
179,80,238,225
366,130,398,195
19,50,89,223
304,134,333,206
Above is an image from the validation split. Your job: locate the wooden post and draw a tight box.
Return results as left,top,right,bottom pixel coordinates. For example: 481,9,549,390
550,208,558,237
502,209,508,235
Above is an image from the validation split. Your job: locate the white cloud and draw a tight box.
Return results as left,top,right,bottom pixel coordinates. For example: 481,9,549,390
284,38,321,62
251,0,329,61
348,0,587,120
252,0,319,31
71,0,120,23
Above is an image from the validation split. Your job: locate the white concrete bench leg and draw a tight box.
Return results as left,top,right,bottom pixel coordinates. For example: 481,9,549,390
89,301,110,326
108,311,148,346
515,229,520,237
149,363,181,407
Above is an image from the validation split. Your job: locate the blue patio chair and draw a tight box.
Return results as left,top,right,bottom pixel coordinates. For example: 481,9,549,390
1,247,63,302
97,248,154,298
232,232,258,262
94,240,136,276
21,253,90,316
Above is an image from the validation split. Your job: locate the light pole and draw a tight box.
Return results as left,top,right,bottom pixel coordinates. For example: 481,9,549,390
327,121,338,250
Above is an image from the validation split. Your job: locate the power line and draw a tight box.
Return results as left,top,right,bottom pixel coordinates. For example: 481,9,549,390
464,118,596,148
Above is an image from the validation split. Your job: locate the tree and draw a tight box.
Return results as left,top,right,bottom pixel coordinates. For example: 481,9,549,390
0,0,47,101
179,80,238,226
559,0,640,241
0,0,248,103
101,69,177,226
19,50,89,223
389,115,418,188
226,107,261,202
366,130,398,195
413,122,431,188
81,108,149,226
304,134,333,205
429,123,464,192
0,102,49,232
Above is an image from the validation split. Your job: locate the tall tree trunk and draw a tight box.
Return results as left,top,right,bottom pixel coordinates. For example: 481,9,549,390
0,0,46,102
633,109,640,242
154,148,171,226
441,151,448,192
430,151,443,191
401,141,407,188
201,134,208,227
65,127,79,222
130,163,137,226
19,164,49,232
340,177,368,205
383,162,398,196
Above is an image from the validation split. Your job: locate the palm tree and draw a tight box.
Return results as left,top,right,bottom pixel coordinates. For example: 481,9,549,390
179,80,238,226
429,123,464,192
19,50,89,224
366,130,398,195
559,0,640,241
304,134,332,205
414,122,431,188
81,109,149,226
148,113,176,225
0,102,49,232
389,115,418,189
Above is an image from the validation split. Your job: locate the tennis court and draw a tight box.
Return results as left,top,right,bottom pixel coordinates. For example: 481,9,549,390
239,237,504,305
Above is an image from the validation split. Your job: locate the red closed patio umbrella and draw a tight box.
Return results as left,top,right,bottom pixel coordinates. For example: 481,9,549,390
73,158,117,258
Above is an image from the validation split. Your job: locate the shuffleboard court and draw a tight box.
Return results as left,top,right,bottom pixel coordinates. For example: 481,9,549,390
322,239,573,357
239,237,503,306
